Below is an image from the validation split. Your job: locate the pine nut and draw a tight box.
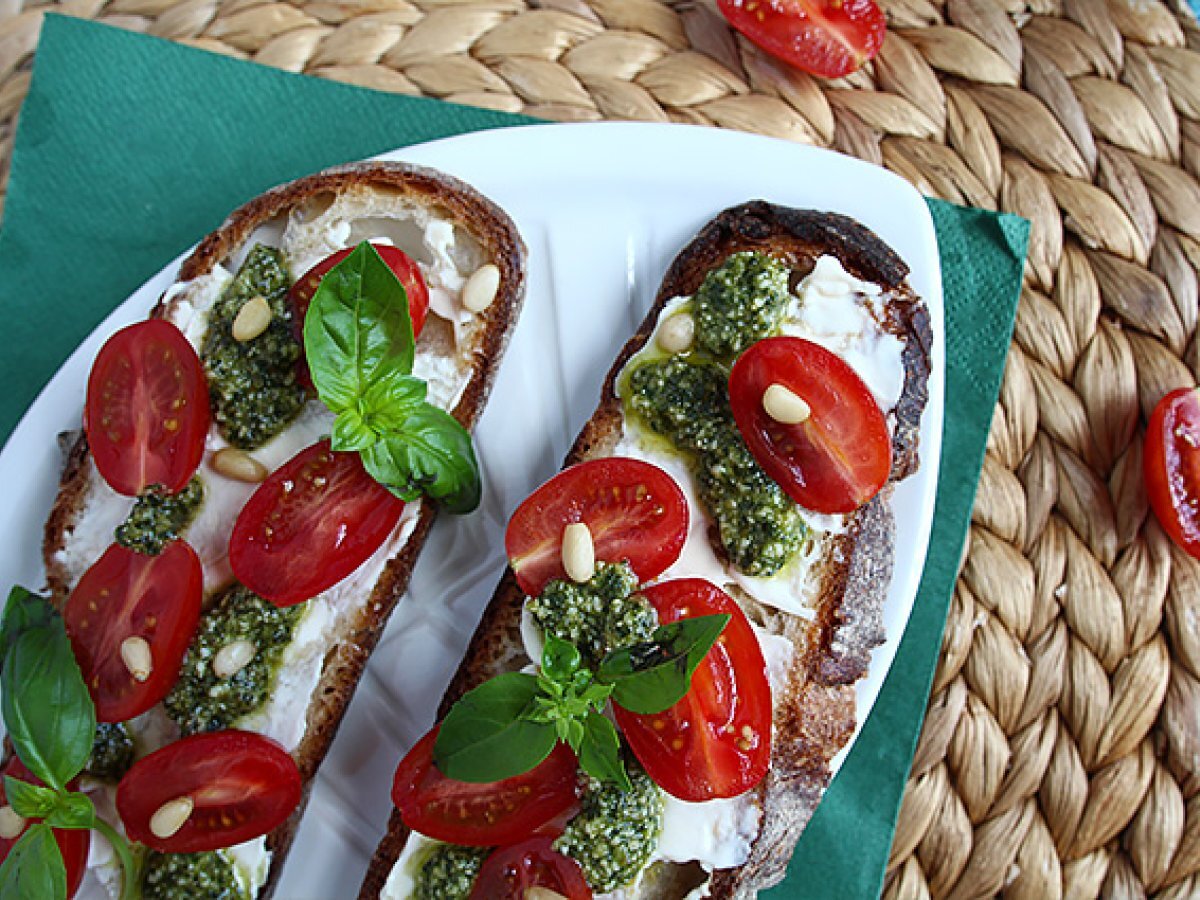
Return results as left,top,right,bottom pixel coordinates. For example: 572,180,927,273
562,522,595,583
762,383,811,425
120,636,153,683
149,796,194,840
656,312,695,354
212,447,268,483
212,640,257,679
526,889,569,900
232,295,272,342
0,806,25,839
462,264,501,313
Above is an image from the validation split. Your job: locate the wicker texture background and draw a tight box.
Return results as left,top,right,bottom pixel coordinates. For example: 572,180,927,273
2,0,1200,896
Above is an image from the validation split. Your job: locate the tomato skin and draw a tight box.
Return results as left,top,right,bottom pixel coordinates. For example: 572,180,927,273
469,837,592,900
1144,388,1200,558
84,319,210,497
505,458,689,596
716,0,885,78
65,540,203,723
0,758,88,898
229,439,406,607
116,730,301,853
613,579,771,801
392,728,580,847
729,336,892,514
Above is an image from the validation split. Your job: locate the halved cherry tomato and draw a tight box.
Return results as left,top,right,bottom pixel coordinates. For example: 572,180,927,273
729,336,892,514
65,540,203,723
505,458,688,596
613,579,771,801
116,730,301,853
84,319,210,497
1144,387,1200,559
392,727,580,847
470,837,592,900
0,758,88,898
229,439,406,607
716,0,885,78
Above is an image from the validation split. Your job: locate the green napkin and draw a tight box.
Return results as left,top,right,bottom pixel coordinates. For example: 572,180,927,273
0,16,1028,899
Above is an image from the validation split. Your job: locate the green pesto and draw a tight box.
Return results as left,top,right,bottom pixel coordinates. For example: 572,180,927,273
201,244,305,449
164,585,304,735
693,251,790,357
141,851,247,900
528,562,656,668
115,477,204,555
411,844,489,900
85,721,134,782
554,766,663,892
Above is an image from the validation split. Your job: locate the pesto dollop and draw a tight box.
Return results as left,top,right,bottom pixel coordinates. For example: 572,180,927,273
142,851,247,900
85,721,134,782
693,251,790,357
554,766,663,892
527,562,656,668
201,244,305,449
115,477,205,556
164,585,304,735
629,356,804,576
412,844,488,900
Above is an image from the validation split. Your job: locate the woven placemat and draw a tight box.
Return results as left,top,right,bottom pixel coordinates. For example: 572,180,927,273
3,1,1200,897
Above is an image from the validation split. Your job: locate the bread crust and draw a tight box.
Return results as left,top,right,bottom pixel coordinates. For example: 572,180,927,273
37,161,528,897
360,201,932,899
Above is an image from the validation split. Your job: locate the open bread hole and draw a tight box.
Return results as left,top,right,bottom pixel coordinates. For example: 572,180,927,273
294,192,337,224
347,217,431,265
224,213,288,273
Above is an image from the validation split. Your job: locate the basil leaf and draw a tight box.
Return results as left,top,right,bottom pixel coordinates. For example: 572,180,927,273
600,614,731,715
434,673,557,783
43,792,95,831
360,372,426,430
361,404,482,513
541,636,581,683
331,409,378,452
1,622,96,792
577,712,631,792
0,824,66,899
304,242,415,414
3,778,57,819
0,587,54,671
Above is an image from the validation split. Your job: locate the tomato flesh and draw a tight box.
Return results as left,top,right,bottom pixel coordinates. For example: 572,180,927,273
65,540,203,723
1144,387,1200,558
116,730,301,853
0,758,88,898
229,439,406,607
613,578,771,801
729,336,892,514
470,837,592,900
392,727,580,847
716,0,884,78
84,319,210,497
505,458,688,596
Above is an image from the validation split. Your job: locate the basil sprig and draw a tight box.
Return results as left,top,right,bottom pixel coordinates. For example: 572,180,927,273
432,615,729,790
304,242,482,512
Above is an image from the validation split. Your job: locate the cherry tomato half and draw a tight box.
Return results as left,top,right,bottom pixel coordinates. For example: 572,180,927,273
229,439,406,607
614,579,771,801
470,837,592,900
729,336,892,514
505,458,688,596
0,758,88,898
716,0,885,78
84,319,210,497
1144,387,1200,559
65,540,203,723
116,730,301,853
392,727,580,847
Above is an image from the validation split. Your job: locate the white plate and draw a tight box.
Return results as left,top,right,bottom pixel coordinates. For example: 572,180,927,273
0,122,944,897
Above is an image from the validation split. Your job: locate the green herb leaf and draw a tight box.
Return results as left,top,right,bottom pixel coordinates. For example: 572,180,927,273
599,614,731,715
0,824,66,899
3,777,57,819
541,635,581,682
360,405,482,513
43,792,95,831
1,622,96,792
577,712,631,791
331,408,378,452
434,673,557,783
0,587,54,671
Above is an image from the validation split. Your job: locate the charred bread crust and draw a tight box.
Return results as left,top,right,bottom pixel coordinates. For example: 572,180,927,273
362,202,932,899
36,161,527,898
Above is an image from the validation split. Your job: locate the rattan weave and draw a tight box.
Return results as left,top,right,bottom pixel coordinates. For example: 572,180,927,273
3,0,1200,896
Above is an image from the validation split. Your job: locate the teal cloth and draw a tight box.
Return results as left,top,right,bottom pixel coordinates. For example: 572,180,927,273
0,17,1028,898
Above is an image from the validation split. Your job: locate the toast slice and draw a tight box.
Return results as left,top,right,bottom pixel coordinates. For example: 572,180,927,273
360,200,932,899
37,161,527,897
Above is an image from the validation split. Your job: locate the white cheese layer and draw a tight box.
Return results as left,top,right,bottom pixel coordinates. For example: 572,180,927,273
380,831,438,900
